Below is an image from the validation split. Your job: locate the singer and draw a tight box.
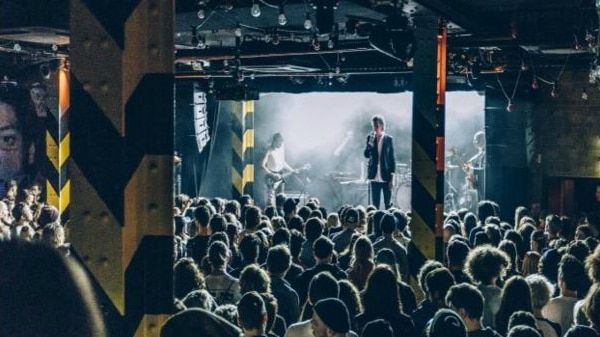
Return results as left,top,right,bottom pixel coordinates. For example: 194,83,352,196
363,115,396,209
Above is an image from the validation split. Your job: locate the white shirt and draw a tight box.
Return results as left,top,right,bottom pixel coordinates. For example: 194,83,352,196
542,295,579,334
266,145,286,172
373,133,385,182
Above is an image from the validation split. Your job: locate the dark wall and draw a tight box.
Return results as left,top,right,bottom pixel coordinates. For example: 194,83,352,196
485,87,530,220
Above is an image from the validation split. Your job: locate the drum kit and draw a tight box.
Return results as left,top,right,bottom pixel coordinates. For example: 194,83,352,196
394,163,411,211
445,149,479,211
319,149,478,211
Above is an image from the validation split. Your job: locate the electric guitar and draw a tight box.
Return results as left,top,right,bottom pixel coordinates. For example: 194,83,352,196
448,147,477,190
265,164,312,190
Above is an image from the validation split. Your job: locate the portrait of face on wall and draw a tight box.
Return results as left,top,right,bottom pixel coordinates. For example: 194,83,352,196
0,81,46,199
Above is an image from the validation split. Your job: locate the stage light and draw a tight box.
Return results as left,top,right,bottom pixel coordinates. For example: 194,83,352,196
272,32,280,45
327,39,334,49
197,8,205,19
39,64,51,79
506,100,515,113
582,87,589,101
251,2,261,17
311,35,320,51
531,78,539,89
278,13,287,26
278,3,287,25
304,13,313,30
234,23,242,37
520,61,529,71
551,85,558,98
13,43,21,52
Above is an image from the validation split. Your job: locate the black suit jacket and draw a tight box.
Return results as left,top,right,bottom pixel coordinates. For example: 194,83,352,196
363,133,396,182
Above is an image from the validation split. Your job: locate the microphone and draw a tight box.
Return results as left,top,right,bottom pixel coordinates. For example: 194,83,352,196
368,132,375,147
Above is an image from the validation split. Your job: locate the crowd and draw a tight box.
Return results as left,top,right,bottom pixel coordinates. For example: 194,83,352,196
164,193,600,337
2,184,600,337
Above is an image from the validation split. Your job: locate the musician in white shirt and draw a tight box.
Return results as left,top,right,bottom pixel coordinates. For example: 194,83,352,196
262,133,297,206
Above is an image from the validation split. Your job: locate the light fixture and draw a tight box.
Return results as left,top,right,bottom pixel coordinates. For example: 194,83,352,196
531,78,539,89
496,70,522,113
551,84,558,98
197,0,208,19
311,35,320,51
250,1,261,17
39,64,51,79
272,30,280,45
327,38,334,49
13,43,21,52
234,22,242,37
278,2,287,26
506,100,515,113
191,25,205,48
304,13,313,30
582,87,589,101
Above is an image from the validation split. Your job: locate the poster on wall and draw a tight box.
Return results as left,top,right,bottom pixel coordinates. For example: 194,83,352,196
0,79,48,205
193,82,210,153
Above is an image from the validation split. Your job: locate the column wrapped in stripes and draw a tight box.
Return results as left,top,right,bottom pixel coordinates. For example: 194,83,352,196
409,16,447,284
231,102,244,199
231,101,255,199
69,0,175,335
434,19,448,262
242,101,254,196
45,67,70,222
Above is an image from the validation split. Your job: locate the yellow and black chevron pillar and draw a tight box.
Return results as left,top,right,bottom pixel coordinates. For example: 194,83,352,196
409,16,447,282
231,101,255,199
45,67,70,221
69,0,174,336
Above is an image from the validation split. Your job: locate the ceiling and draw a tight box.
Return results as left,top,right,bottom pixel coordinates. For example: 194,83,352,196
0,0,598,92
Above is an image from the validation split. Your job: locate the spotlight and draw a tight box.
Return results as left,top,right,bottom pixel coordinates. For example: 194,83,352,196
304,13,313,30
327,39,334,49
311,35,320,51
520,61,529,71
51,44,59,52
272,32,280,45
13,43,21,52
582,88,589,101
336,74,349,84
197,8,206,19
234,23,242,37
551,85,558,98
531,78,539,89
197,38,206,49
278,13,287,26
39,64,51,79
278,2,287,25
251,2,261,17
506,100,515,113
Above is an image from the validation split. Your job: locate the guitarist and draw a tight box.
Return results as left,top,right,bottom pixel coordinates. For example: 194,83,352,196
262,132,298,206
462,131,486,203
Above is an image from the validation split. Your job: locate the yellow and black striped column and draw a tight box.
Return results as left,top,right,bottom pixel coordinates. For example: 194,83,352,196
409,16,447,280
69,0,174,335
45,67,70,221
231,101,255,199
